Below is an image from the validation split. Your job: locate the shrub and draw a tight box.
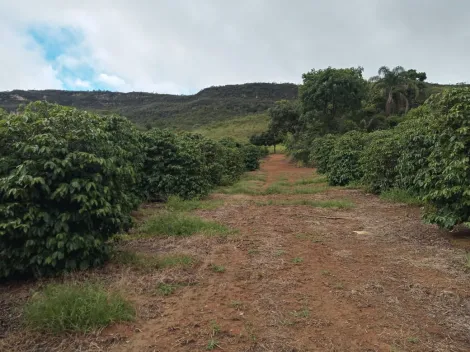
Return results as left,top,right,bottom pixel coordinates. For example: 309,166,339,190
411,88,470,228
142,129,212,201
309,134,337,174
360,130,401,193
24,283,135,333
0,102,142,278
242,144,263,171
327,131,367,186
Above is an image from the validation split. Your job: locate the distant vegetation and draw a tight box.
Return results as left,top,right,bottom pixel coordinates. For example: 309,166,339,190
0,83,298,131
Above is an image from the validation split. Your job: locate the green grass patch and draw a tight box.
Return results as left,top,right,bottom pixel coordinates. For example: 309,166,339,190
24,283,135,333
291,257,303,264
294,176,327,185
166,196,223,212
241,172,267,182
380,189,424,206
157,283,178,296
255,199,354,208
210,264,226,273
141,212,230,237
292,185,331,194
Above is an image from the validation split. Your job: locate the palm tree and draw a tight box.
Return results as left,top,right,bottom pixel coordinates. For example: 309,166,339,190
370,66,419,116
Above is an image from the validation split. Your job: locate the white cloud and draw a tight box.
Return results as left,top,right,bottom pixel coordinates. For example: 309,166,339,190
97,73,125,88
72,78,91,88
1,0,470,92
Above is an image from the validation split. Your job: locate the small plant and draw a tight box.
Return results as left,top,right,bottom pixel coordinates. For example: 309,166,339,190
321,270,331,276
210,264,226,273
274,250,286,257
334,282,344,289
229,301,243,310
465,252,470,269
206,339,218,350
407,337,420,344
141,212,230,237
24,283,135,333
291,308,310,318
157,283,177,296
210,320,221,335
248,249,260,255
292,257,303,264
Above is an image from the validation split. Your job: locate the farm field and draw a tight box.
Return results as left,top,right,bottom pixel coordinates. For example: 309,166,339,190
2,154,470,352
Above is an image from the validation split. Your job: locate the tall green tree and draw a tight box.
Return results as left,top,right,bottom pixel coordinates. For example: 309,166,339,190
268,100,301,136
299,67,367,134
369,66,426,116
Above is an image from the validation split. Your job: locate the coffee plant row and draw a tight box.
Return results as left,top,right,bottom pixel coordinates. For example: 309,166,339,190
0,102,267,279
288,88,470,230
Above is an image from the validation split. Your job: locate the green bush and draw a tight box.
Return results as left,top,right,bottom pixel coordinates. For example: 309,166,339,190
142,129,212,201
309,134,337,174
327,131,367,186
0,102,143,278
360,130,401,193
406,88,470,228
242,144,263,171
24,283,135,333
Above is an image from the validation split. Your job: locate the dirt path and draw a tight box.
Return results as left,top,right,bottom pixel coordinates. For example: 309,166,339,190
2,154,470,352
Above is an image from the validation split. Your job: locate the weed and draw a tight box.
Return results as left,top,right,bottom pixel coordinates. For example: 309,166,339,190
210,320,221,335
321,270,331,276
157,283,177,296
242,172,267,182
274,250,286,257
465,252,470,269
334,282,345,289
217,180,263,195
248,249,260,255
292,257,303,264
206,339,219,350
166,196,223,212
292,186,331,195
264,184,285,195
229,301,243,309
294,176,327,185
407,337,420,344
141,212,230,237
291,309,310,318
244,322,257,342
24,283,135,333
210,264,226,273
380,189,424,206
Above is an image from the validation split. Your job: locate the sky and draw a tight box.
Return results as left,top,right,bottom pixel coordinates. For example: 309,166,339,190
1,0,469,94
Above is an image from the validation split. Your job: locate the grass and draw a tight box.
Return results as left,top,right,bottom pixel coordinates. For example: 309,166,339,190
380,189,424,206
292,257,303,264
255,199,354,208
24,283,135,333
292,185,331,195
166,195,223,212
210,264,226,273
294,176,327,185
217,180,264,195
274,250,286,256
140,212,230,237
291,308,310,318
157,283,177,296
194,113,270,143
112,250,195,270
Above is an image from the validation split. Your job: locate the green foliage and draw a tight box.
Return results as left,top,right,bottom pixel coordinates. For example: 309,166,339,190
141,212,230,237
380,189,424,206
360,130,402,193
411,88,470,228
24,283,135,333
268,100,302,136
309,134,337,173
327,131,367,186
0,102,143,278
299,67,366,134
157,283,177,296
166,196,223,212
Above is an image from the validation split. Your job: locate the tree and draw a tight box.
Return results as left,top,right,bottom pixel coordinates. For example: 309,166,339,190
299,67,367,134
268,100,301,136
250,130,283,153
369,66,426,116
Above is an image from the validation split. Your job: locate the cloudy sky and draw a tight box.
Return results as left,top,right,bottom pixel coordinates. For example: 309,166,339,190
1,0,468,93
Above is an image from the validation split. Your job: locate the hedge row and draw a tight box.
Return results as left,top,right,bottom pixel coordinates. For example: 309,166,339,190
0,102,265,279
293,88,470,230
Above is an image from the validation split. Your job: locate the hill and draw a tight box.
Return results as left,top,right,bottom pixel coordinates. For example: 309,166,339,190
0,83,298,130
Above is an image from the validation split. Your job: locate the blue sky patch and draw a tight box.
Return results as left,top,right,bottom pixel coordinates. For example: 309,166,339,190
26,25,116,91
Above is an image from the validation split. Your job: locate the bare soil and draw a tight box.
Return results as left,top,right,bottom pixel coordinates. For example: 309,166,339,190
2,154,470,352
